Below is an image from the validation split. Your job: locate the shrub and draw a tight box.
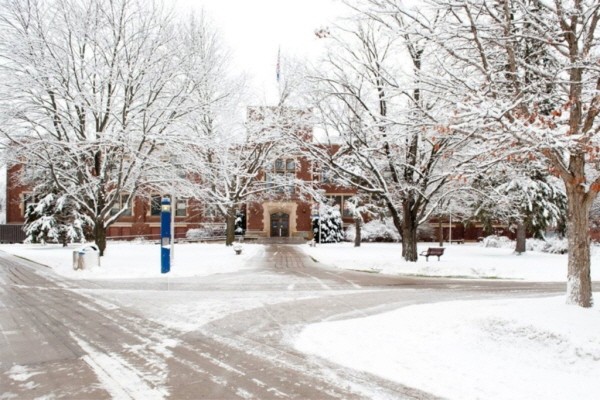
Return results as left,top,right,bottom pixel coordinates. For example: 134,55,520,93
186,225,226,240
481,235,568,254
526,237,568,254
345,218,401,242
481,235,514,248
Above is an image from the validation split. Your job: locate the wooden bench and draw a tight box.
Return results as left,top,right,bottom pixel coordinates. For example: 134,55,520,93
420,247,445,261
450,239,464,245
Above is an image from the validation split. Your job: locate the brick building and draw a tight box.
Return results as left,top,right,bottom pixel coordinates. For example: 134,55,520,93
3,105,559,243
3,106,359,242
4,160,359,242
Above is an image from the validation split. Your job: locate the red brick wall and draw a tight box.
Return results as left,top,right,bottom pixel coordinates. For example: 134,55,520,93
6,165,27,224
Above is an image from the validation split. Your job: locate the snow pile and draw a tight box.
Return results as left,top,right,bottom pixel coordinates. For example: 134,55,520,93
296,295,600,400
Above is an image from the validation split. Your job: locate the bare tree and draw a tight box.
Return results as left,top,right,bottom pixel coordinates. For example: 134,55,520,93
0,0,204,255
416,0,600,306
181,103,307,245
296,14,476,261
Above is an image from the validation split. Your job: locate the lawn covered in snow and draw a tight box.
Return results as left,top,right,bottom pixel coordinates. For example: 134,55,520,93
295,294,600,400
0,241,263,279
303,242,600,282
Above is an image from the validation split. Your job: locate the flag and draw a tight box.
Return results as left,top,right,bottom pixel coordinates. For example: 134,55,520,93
276,47,281,83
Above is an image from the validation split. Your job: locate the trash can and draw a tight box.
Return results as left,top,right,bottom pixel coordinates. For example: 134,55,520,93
73,245,99,270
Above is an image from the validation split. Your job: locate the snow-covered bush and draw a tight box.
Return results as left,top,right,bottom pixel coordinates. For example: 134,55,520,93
345,218,400,242
482,235,568,254
186,225,226,240
186,229,207,240
481,235,513,248
526,238,568,254
313,205,343,243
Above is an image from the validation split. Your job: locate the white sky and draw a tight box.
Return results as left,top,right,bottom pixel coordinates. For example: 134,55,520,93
174,0,345,105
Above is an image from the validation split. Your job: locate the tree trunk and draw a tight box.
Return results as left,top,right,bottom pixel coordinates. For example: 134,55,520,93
225,207,236,246
401,199,418,262
354,217,362,247
515,221,526,254
94,220,107,256
565,182,593,307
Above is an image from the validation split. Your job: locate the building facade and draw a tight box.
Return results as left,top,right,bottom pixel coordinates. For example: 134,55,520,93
4,159,358,241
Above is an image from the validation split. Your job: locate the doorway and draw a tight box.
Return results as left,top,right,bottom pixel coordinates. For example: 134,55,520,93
270,213,289,237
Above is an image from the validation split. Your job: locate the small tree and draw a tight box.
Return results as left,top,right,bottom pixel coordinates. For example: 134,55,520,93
24,193,87,246
344,195,379,247
313,204,344,243
470,163,567,254
234,211,246,236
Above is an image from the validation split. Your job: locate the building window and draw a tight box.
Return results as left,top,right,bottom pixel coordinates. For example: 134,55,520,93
151,195,185,217
325,194,353,218
275,159,284,171
150,195,163,216
203,204,220,220
175,199,187,217
268,158,296,193
315,165,333,183
111,194,132,216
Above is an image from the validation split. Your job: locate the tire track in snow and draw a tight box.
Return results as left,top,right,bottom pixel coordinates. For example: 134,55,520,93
71,332,167,399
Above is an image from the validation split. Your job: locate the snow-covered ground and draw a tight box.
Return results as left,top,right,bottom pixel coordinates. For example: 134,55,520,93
0,241,262,279
3,240,599,399
303,242,600,281
4,240,597,282
295,294,600,400
297,243,600,398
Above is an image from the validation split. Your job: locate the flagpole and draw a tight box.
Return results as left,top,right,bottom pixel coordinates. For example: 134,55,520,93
276,45,281,104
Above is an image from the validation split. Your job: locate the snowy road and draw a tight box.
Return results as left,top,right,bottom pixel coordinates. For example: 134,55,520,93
0,246,565,399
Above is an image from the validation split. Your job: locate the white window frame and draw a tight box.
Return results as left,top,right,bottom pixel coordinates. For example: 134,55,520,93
111,193,132,216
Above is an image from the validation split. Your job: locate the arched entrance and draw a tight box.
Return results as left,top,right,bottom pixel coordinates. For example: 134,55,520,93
270,213,289,237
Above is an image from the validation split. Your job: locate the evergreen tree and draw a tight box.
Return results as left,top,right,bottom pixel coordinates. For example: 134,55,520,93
234,211,246,235
23,181,88,246
313,205,343,243
470,163,567,253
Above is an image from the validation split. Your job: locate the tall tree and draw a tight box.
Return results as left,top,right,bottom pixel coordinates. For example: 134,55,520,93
166,19,308,246
185,106,306,246
0,0,204,255
296,14,477,261
416,0,600,306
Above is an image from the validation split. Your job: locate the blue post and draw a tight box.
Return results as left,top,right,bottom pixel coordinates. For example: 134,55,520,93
160,197,171,274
